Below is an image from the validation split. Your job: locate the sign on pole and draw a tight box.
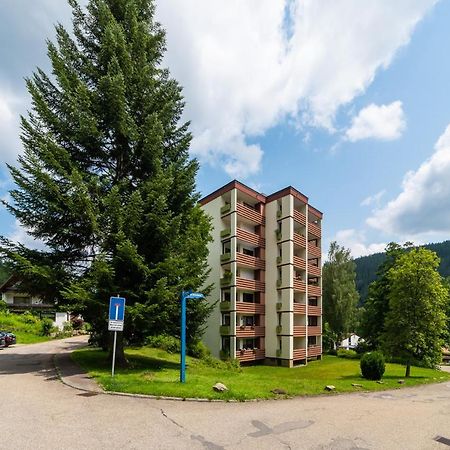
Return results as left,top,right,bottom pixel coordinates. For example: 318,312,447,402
108,296,126,377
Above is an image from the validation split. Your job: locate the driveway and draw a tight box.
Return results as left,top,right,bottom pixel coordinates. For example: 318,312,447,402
1,337,450,449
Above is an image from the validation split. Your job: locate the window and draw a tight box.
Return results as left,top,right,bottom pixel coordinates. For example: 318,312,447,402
221,314,230,326
222,240,231,254
221,337,230,352
13,296,31,305
222,290,231,302
308,297,318,306
242,292,254,303
244,316,255,326
242,247,254,257
308,316,318,327
308,336,317,346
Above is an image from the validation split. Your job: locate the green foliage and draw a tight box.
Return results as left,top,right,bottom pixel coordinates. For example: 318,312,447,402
0,311,54,343
322,322,338,352
337,349,359,359
382,248,448,376
0,260,11,285
145,334,180,354
360,351,385,380
40,318,55,336
188,340,210,359
322,242,359,342
355,340,371,355
0,300,7,312
0,0,213,353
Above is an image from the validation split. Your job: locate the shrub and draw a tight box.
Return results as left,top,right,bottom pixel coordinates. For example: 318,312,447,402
337,348,359,359
40,318,55,336
71,317,84,330
22,312,40,325
355,340,371,354
360,351,385,380
0,300,8,312
145,334,180,354
188,340,210,359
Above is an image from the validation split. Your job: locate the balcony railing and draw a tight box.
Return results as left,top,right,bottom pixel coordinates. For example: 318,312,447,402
220,228,231,239
308,222,321,238
293,325,307,337
236,302,265,314
308,285,322,296
237,203,264,225
236,252,265,270
308,305,322,316
236,349,265,361
237,277,265,292
236,326,265,338
308,263,321,277
308,345,322,357
293,233,306,248
293,348,307,360
220,252,231,262
293,279,306,292
293,256,306,270
293,209,306,226
293,303,306,314
237,228,265,247
308,326,322,336
220,203,231,215
308,243,321,258
219,325,231,335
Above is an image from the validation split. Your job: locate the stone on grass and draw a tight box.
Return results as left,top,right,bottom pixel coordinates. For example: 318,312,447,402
271,388,287,395
398,379,405,384
351,383,363,388
325,385,336,391
376,380,384,384
213,382,228,392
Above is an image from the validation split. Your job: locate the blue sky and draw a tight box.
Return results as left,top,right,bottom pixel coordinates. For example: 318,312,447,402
1,0,450,257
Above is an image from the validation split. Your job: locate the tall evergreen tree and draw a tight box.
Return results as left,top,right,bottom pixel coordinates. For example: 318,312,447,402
322,241,359,346
382,248,448,377
0,0,213,363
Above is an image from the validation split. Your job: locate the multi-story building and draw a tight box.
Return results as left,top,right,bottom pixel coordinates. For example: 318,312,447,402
199,180,323,367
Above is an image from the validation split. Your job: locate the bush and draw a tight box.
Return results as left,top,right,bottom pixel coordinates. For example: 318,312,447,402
188,340,210,359
71,317,84,330
337,348,359,359
360,351,385,380
145,334,180,354
40,318,55,336
0,300,8,312
355,340,371,354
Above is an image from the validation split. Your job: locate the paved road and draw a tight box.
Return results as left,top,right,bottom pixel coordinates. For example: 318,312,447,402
1,337,450,449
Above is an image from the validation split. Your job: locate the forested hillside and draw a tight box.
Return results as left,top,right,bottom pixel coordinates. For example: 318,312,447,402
354,240,450,303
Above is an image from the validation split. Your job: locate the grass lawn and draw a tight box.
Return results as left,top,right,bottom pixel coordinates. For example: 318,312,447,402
12,331,54,344
72,347,450,401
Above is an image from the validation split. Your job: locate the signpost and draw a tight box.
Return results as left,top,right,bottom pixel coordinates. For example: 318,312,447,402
180,290,204,383
108,296,126,377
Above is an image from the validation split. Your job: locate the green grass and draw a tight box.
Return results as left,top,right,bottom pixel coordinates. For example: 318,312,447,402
72,347,450,401
0,311,53,344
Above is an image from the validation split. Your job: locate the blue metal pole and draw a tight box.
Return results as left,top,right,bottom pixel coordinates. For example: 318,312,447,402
180,291,186,383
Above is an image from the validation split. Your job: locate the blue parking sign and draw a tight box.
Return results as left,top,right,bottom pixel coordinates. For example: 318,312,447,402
109,297,126,321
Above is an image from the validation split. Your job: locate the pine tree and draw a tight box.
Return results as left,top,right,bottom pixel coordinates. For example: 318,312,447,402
0,0,213,364
322,241,359,346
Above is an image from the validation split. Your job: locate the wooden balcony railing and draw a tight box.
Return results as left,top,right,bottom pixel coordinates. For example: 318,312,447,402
236,302,265,314
236,349,265,362
293,348,307,360
308,305,322,316
293,325,307,337
308,243,321,258
293,303,306,314
237,228,265,247
308,285,322,296
308,326,322,336
308,345,322,357
236,253,265,270
293,209,306,226
308,264,321,277
293,233,306,248
308,222,321,238
293,279,306,292
237,277,265,292
237,203,265,225
293,256,306,270
236,326,265,338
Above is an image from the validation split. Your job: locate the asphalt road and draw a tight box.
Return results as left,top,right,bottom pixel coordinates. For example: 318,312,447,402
1,337,450,449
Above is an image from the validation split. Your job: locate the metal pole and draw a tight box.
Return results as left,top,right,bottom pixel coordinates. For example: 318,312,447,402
111,330,117,377
180,291,186,383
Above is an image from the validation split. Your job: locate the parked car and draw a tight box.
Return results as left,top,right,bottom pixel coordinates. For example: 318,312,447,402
0,331,16,346
0,334,5,349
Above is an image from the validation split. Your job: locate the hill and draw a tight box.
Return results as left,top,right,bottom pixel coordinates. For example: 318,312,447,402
354,240,450,303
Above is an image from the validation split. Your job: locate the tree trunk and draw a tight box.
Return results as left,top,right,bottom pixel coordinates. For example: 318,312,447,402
107,332,128,368
405,361,411,378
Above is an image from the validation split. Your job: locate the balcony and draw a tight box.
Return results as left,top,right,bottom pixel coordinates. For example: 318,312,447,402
220,203,231,215
237,277,265,292
220,274,232,287
220,228,231,239
294,325,307,337
293,232,306,248
308,263,321,277
308,345,322,357
220,252,231,263
237,228,265,247
236,349,265,362
293,279,306,292
236,252,265,270
308,305,322,316
294,209,306,226
220,301,231,311
237,203,264,225
219,325,231,335
293,256,306,270
308,326,321,336
236,302,265,314
308,285,321,296
308,243,321,258
236,326,265,338
308,222,321,239
293,303,306,314
293,348,306,360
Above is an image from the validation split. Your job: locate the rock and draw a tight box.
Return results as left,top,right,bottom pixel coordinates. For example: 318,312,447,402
376,380,384,384
398,379,405,384
351,383,363,388
213,382,228,392
325,385,336,391
271,388,287,395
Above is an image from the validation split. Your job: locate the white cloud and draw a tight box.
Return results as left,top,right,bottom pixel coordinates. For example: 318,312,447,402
333,229,387,258
0,90,22,164
8,219,47,251
345,101,406,142
368,123,450,236
156,0,436,177
361,190,386,207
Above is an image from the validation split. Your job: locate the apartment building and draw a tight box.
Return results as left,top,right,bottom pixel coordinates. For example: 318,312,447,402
199,180,322,367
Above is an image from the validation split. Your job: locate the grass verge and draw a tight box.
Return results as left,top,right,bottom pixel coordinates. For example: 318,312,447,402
72,347,450,401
